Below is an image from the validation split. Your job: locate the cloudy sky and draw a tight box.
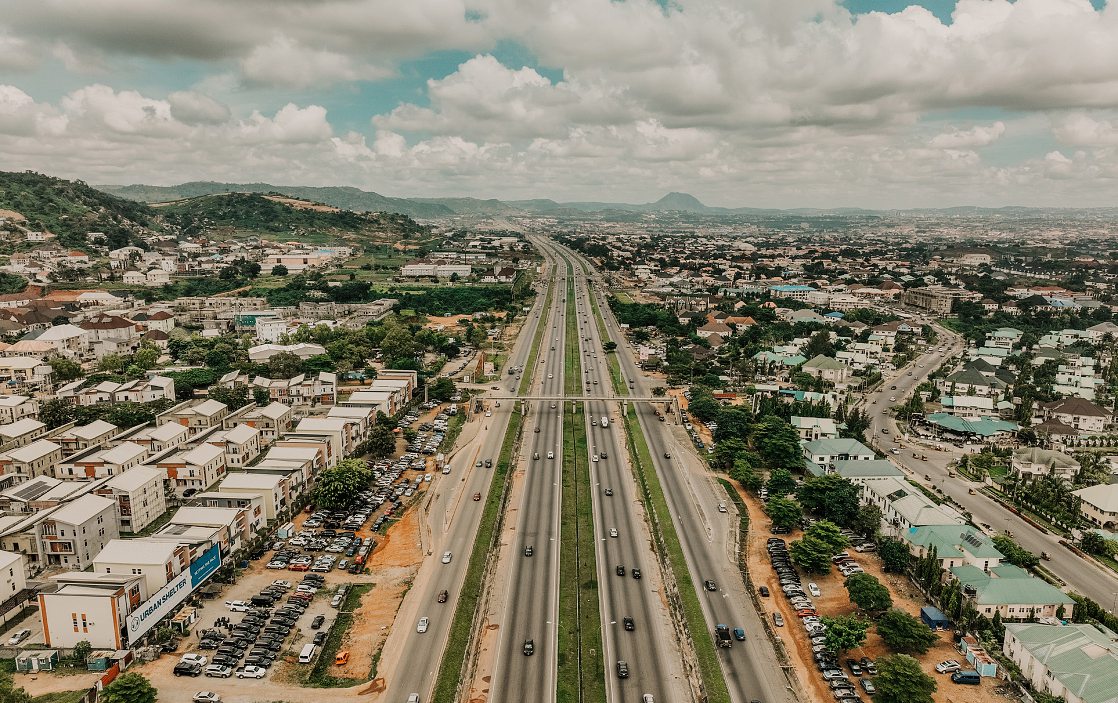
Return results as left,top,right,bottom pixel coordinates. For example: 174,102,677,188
2,0,1117,208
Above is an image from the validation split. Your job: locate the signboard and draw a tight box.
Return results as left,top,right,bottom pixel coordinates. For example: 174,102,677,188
126,544,222,643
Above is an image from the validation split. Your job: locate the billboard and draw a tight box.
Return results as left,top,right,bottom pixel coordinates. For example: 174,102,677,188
126,544,222,643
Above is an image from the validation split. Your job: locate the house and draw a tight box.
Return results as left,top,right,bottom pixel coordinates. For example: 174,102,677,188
1040,397,1111,435
1004,623,1118,703
0,550,26,601
0,439,63,481
157,399,230,436
33,324,90,359
0,395,38,424
38,572,145,649
247,343,326,362
1073,484,1118,529
697,321,732,339
225,402,293,444
800,355,850,386
201,424,261,468
56,442,148,480
904,524,1003,571
37,494,120,570
0,419,47,449
92,538,189,597
110,422,189,454
789,416,839,441
1011,447,1080,482
54,420,119,454
95,466,167,533
145,443,227,497
951,563,1074,620
861,476,965,534
157,506,251,555
217,472,291,520
802,438,875,475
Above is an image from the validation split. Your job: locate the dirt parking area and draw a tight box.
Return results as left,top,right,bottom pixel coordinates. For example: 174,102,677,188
739,485,1000,703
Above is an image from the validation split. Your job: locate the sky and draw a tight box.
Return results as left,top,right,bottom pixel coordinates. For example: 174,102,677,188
2,0,1118,209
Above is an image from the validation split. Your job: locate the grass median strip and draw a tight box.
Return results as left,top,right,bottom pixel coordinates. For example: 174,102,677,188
623,405,732,703
588,288,627,397
430,272,553,703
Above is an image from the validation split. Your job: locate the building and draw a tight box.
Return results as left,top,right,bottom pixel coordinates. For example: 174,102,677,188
1004,623,1118,703
96,467,167,533
1011,447,1080,482
146,444,227,497
861,476,965,534
901,286,981,316
0,419,47,449
0,439,63,481
37,494,119,570
247,343,326,362
201,424,261,469
800,355,850,386
38,572,145,649
225,402,293,444
951,563,1074,620
55,442,148,480
157,399,230,437
802,438,875,475
92,538,189,598
54,420,119,454
111,422,189,454
0,396,38,425
217,472,291,520
1073,483,1118,529
904,524,1003,571
789,416,839,441
1040,397,1112,435
0,550,26,602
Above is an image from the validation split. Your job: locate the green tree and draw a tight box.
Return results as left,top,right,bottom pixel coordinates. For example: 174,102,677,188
99,672,158,703
427,377,457,402
712,437,747,471
46,355,83,382
39,398,76,429
752,415,803,471
208,384,250,410
313,458,373,509
134,345,160,371
271,264,289,276
840,408,871,440
765,497,803,531
365,424,397,459
851,503,883,539
790,534,833,574
992,534,1040,570
821,614,870,655
688,387,720,422
730,457,763,493
72,640,92,665
804,520,849,554
876,608,938,654
253,387,271,406
804,330,835,358
873,654,936,703
797,474,860,526
1082,531,1111,556
845,572,893,613
765,468,797,498
0,671,31,703
878,537,912,573
98,353,128,374
266,351,305,378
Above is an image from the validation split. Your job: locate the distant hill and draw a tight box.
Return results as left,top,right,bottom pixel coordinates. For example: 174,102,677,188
0,171,158,250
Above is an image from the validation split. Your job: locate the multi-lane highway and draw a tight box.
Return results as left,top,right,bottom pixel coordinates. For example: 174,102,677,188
560,243,796,703
865,321,1118,608
378,256,554,703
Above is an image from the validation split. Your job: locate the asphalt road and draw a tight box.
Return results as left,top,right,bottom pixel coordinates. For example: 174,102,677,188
865,320,1118,609
379,265,552,703
561,244,796,703
492,247,565,701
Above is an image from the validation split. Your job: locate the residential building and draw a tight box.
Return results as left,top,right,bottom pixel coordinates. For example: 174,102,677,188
1011,447,1080,482
37,494,119,570
951,563,1074,620
861,476,965,534
1040,397,1112,435
145,443,227,497
225,402,293,444
55,442,148,480
38,572,145,649
95,467,167,533
800,355,850,386
0,419,46,449
217,472,291,520
92,538,189,597
0,395,38,424
789,416,839,441
0,439,63,481
1004,623,1118,703
54,420,119,454
802,438,875,475
201,424,261,468
110,422,189,454
901,286,981,316
0,550,25,601
904,524,1003,571
1073,483,1118,529
157,399,230,437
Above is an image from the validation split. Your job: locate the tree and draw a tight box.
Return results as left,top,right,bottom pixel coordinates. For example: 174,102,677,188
266,351,305,378
804,520,849,554
253,387,271,406
99,672,158,703
876,608,938,654
821,614,870,655
730,457,763,493
851,503,883,539
0,671,31,703
878,537,912,573
47,355,83,382
845,572,893,613
805,330,835,358
688,387,719,422
208,385,250,410
790,534,833,574
651,386,666,397
313,458,372,509
98,353,128,374
992,534,1040,570
873,654,936,703
840,408,871,440
365,425,397,459
1082,531,1111,556
765,497,803,531
603,341,617,352
765,468,796,498
712,437,747,471
797,475,860,527
752,416,803,471
72,640,92,666
39,398,76,429
271,264,289,276
427,377,457,402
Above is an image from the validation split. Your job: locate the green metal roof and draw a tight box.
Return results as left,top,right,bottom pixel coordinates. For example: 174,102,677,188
1006,624,1118,703
952,565,1073,606
906,524,1003,559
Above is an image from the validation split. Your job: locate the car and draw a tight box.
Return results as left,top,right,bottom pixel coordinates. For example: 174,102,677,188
192,693,221,703
205,664,233,678
622,616,635,631
861,679,876,694
236,665,267,679
524,545,534,557
417,617,429,633
859,657,877,675
181,654,208,666
523,639,535,656
704,580,717,591
772,613,784,627
407,695,420,703
534,427,540,433
604,488,613,496
664,452,671,459
547,451,554,459
758,586,770,597
733,627,746,641
808,583,821,597
935,660,961,673
312,631,327,646
616,660,630,678
616,565,626,576
609,528,618,538
225,600,251,612
632,568,641,579
335,651,349,665
310,615,326,630
822,669,849,681
846,660,863,676
174,662,204,677
438,589,449,603
6,628,30,646
473,492,482,501
442,551,452,564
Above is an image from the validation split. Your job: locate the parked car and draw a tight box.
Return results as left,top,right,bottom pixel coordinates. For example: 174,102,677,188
204,665,233,678
6,628,31,646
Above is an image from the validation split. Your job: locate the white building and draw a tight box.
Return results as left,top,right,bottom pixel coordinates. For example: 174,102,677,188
96,467,167,533
37,494,120,570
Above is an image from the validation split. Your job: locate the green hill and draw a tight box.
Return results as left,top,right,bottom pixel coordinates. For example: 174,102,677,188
0,171,158,250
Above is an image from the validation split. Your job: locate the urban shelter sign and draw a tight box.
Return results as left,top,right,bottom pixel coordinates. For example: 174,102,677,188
126,543,222,643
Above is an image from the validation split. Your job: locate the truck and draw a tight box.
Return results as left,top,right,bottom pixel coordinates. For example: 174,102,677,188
600,416,609,428
715,624,732,648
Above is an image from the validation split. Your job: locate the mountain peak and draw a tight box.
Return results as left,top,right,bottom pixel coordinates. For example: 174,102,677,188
652,191,707,211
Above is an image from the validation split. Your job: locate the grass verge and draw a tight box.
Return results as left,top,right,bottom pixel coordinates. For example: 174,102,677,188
305,583,373,687
622,405,731,703
31,692,87,703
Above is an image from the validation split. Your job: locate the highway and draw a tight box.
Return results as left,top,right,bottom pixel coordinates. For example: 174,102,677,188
491,247,565,701
559,242,796,703
377,257,553,703
865,319,1118,609
566,251,689,703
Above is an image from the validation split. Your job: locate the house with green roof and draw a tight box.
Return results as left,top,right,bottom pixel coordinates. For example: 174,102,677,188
952,563,1074,620
922,412,1018,440
801,438,874,475
1011,447,1080,481
903,524,1002,570
828,459,904,482
801,354,850,387
862,476,965,535
1004,623,1118,703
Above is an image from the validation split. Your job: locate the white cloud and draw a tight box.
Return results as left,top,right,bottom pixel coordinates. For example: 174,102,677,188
168,91,231,125
237,103,332,144
1052,112,1118,147
930,121,1006,149
241,36,390,89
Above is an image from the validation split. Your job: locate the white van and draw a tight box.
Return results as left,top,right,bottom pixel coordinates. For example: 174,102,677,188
299,643,317,663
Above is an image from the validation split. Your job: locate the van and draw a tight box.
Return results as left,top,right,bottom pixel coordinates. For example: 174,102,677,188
951,670,980,685
298,643,317,664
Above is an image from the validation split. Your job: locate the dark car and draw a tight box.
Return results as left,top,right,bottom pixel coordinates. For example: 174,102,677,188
604,488,613,496
632,568,641,579
617,661,630,679
438,590,449,603
313,631,327,646
174,662,203,677
310,615,326,630
758,586,770,597
616,565,625,576
523,639,535,656
623,617,635,631
704,580,717,591
524,545,534,557
733,627,746,641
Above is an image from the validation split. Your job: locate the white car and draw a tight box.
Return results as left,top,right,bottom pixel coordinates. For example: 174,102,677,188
225,600,251,612
808,583,821,597
485,411,492,417
935,660,961,674
609,528,618,538
417,617,430,633
547,451,554,459
236,665,267,679
6,628,30,645
204,664,232,678
442,552,453,564
592,454,599,462
181,653,208,667
192,693,221,703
